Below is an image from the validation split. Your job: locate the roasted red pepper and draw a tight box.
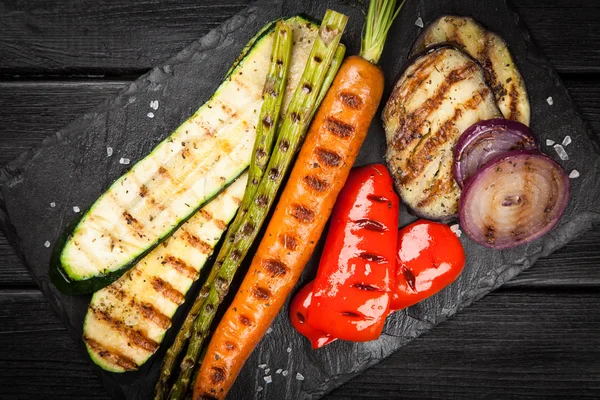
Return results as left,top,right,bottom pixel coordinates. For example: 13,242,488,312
307,164,399,342
391,220,465,310
289,281,337,349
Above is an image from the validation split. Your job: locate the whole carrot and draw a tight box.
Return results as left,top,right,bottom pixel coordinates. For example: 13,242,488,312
192,2,404,398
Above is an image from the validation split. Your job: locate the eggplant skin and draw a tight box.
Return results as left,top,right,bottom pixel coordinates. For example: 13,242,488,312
383,47,502,221
411,15,530,126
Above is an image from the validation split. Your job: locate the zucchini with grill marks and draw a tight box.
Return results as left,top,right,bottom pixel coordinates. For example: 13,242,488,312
50,15,320,295
83,173,247,372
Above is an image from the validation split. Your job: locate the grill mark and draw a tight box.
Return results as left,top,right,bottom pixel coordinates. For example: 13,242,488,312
123,211,143,230
158,166,169,177
224,341,236,351
105,286,172,330
139,185,148,198
359,253,386,262
164,255,198,280
213,218,227,231
210,366,227,384
290,204,315,223
339,91,362,109
341,311,361,318
89,307,159,353
303,175,329,192
402,266,417,292
367,194,388,203
198,209,212,221
83,336,138,371
401,87,492,186
355,218,387,232
352,283,383,292
394,61,479,154
315,147,343,167
324,116,355,139
151,277,185,305
508,82,520,121
263,259,287,277
252,286,271,301
181,230,212,254
416,174,458,209
279,233,298,251
239,315,252,326
255,194,269,208
395,52,444,105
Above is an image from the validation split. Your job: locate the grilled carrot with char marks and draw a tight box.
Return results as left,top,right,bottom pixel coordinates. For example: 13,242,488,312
193,1,403,398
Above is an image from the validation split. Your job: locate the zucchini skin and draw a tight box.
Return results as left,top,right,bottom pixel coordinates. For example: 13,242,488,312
51,16,317,294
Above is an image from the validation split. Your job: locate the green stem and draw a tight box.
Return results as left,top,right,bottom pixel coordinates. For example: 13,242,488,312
169,10,348,400
360,0,405,64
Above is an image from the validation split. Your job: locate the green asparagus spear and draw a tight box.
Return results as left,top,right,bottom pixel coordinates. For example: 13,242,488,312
167,11,348,399
154,20,293,400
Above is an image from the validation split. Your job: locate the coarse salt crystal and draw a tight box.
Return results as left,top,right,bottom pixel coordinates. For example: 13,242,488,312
106,146,113,157
258,364,267,369
546,139,555,146
562,135,572,146
50,202,56,208
286,347,292,353
554,144,569,160
73,206,80,213
276,369,282,374
147,112,155,118
415,17,424,28
263,375,272,384
264,368,270,374
296,373,304,381
150,100,159,110
547,96,554,105
569,169,580,179
119,157,131,165
44,241,51,248
266,327,273,334
256,386,263,392
450,224,462,237
282,370,289,377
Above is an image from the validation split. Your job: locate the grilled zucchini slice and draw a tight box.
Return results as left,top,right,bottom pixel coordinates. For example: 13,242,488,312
51,16,319,294
411,15,530,126
83,173,247,372
383,47,502,221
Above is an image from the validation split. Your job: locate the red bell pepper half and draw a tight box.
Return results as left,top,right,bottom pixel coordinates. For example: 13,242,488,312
307,164,399,342
391,220,465,310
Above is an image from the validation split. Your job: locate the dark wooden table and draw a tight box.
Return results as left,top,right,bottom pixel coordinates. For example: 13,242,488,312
1,0,599,399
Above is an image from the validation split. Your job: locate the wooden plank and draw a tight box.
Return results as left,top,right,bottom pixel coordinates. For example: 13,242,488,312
0,0,599,75
0,0,251,75
1,289,598,399
0,78,599,288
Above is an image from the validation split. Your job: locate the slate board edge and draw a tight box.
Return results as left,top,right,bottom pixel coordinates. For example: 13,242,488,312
0,0,599,399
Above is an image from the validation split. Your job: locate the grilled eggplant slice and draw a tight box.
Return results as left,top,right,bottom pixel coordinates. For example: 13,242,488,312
83,173,247,372
411,15,530,126
383,47,502,220
52,16,319,294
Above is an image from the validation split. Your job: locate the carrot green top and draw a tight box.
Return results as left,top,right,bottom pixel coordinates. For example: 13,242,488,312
360,0,405,64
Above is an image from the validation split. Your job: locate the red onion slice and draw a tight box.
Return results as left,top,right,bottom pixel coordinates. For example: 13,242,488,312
459,150,569,249
453,118,538,188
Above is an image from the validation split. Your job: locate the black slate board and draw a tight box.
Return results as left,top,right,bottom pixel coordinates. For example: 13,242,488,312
1,0,599,399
